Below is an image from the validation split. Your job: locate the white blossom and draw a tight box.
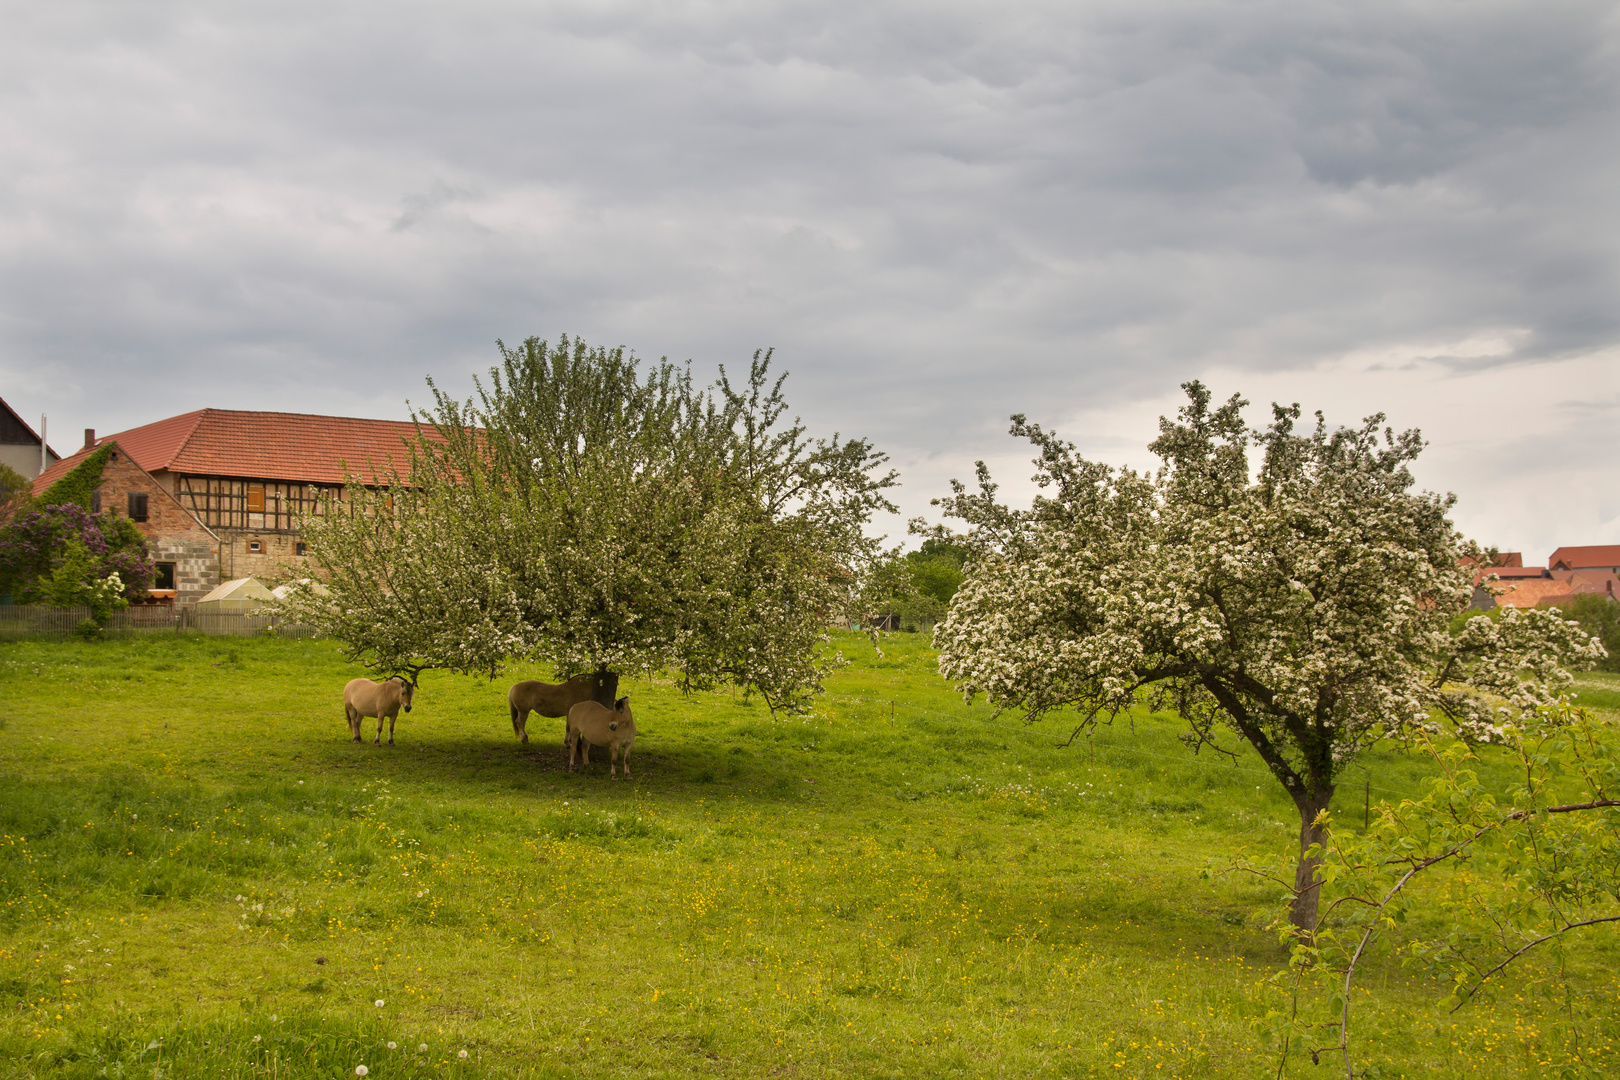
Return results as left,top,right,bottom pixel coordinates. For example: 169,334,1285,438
931,383,1604,930
293,340,895,713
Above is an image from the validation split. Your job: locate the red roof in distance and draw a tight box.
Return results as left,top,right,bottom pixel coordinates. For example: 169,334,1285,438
1490,579,1576,609
33,408,439,494
1548,545,1620,571
1485,566,1548,580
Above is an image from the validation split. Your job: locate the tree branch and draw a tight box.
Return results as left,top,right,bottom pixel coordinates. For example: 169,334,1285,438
1449,914,1620,1012
1201,673,1306,796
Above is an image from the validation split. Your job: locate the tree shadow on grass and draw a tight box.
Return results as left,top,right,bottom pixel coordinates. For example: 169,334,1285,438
305,732,812,806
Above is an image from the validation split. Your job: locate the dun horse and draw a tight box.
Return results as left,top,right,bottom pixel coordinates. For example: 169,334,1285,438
508,675,598,744
343,676,414,746
565,696,636,779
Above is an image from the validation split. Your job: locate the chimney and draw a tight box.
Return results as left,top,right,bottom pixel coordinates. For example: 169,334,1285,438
84,428,95,449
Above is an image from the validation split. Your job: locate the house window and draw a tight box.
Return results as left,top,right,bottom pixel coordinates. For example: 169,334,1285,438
90,489,102,514
295,542,307,557
248,540,262,554
153,562,176,590
128,493,149,522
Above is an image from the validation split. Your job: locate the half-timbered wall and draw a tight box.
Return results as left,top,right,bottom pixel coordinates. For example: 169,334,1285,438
176,477,340,533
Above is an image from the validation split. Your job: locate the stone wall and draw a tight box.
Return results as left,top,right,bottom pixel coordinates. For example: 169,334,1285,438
90,446,221,603
151,537,220,604
217,529,314,584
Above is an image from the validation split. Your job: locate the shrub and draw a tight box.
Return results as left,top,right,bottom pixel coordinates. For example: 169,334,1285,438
1555,593,1620,672
0,503,153,612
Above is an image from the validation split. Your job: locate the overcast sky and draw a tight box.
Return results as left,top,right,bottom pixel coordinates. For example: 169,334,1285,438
3,1,1616,558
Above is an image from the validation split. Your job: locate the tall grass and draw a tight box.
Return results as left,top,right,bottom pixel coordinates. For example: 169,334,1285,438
1,633,1616,1078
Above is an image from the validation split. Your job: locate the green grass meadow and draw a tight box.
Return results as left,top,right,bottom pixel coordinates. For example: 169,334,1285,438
2,632,1618,1078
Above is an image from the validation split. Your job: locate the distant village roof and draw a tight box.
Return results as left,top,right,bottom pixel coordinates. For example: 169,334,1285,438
1490,579,1577,609
32,408,441,494
1548,545,1620,572
1484,566,1549,580
1478,570,1618,610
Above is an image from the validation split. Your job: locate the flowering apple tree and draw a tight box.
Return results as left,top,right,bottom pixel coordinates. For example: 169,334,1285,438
929,381,1603,931
296,335,897,712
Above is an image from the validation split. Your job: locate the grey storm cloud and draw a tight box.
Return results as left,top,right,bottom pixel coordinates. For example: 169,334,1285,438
2,0,1617,550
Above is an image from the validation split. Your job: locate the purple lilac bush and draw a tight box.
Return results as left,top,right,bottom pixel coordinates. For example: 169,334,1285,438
0,503,154,603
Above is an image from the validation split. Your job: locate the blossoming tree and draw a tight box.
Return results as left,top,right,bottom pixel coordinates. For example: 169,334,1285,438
930,382,1603,931
298,336,897,712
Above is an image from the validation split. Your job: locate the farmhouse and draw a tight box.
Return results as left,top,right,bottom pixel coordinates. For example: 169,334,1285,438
32,409,429,599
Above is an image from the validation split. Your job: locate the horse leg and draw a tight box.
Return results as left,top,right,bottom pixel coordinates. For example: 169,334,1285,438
512,704,527,743
621,743,631,780
373,712,382,746
387,711,396,746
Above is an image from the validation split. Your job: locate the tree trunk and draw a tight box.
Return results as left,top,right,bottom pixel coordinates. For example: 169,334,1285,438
591,666,620,709
1289,785,1335,935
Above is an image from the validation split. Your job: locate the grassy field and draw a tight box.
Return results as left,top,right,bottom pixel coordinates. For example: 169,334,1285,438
1,631,1617,1079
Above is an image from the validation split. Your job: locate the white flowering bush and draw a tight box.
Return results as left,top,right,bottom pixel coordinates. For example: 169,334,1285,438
930,382,1605,930
296,337,895,712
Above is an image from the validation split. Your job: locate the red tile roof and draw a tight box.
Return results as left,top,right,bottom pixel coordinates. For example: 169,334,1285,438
1493,551,1524,568
1564,571,1620,597
33,408,441,494
1483,566,1548,580
1549,545,1620,571
1489,579,1576,609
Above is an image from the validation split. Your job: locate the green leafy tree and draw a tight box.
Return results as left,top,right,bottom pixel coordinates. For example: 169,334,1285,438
908,544,965,613
1557,593,1620,673
297,336,897,711
929,382,1603,931
847,539,969,636
36,538,129,621
1268,703,1620,1077
0,461,29,524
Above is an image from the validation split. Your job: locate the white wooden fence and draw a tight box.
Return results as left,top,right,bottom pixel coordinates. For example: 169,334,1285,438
0,604,322,640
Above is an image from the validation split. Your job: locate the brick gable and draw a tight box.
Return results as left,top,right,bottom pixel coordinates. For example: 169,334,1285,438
82,442,219,604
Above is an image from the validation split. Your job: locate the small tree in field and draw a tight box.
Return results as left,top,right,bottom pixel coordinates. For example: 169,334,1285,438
298,336,897,711
930,382,1603,932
